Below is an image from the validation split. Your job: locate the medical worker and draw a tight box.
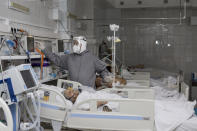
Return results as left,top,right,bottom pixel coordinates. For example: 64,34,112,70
38,36,112,88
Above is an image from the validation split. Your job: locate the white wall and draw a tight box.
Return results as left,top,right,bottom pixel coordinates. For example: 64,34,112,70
0,0,96,53
67,0,94,38
0,0,71,39
0,0,55,31
67,0,96,55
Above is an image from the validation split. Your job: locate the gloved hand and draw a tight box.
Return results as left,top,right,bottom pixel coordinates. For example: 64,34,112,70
104,75,113,83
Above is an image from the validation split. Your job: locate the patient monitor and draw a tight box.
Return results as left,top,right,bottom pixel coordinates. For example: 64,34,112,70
0,64,39,104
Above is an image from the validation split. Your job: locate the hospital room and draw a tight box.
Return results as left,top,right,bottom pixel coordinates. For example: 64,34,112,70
0,0,197,131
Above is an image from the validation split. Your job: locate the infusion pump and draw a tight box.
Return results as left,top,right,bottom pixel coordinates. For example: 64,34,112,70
0,64,39,104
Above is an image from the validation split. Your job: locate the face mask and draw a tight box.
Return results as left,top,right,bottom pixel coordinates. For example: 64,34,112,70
73,45,80,54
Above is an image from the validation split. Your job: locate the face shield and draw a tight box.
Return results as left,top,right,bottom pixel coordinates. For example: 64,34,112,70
72,36,87,54
72,40,81,54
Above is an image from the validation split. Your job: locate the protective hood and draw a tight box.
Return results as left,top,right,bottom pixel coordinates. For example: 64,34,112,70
73,36,87,54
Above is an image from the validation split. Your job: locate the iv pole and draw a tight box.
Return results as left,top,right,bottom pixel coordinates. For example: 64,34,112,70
108,24,120,88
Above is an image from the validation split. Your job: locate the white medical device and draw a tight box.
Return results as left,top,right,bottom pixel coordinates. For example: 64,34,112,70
0,64,41,131
0,64,39,104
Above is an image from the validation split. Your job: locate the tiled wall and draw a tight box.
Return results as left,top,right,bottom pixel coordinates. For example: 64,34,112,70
120,8,197,83
94,6,197,83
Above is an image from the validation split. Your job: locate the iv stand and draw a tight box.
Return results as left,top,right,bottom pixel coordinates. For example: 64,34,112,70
109,24,119,88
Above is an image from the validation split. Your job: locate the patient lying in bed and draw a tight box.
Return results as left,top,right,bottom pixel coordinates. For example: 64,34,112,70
63,87,122,112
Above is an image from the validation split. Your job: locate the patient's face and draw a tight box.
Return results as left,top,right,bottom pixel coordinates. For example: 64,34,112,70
64,89,79,103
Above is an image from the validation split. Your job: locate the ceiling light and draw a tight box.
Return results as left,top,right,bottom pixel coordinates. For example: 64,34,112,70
155,40,160,45
164,0,168,4
138,1,142,5
120,1,124,6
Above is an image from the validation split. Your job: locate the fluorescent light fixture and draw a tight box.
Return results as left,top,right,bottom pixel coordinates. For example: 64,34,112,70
9,1,30,13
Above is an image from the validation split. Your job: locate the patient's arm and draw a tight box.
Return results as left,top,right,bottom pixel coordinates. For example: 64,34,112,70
97,101,107,107
97,101,112,112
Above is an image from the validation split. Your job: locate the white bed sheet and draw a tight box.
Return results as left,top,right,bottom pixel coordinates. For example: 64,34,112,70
74,90,123,111
175,116,197,131
151,79,197,131
155,100,196,131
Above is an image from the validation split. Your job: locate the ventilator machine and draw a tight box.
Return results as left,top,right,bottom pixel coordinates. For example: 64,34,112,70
0,64,41,131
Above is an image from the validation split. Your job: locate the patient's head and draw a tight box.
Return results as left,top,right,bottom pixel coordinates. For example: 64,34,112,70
64,88,80,103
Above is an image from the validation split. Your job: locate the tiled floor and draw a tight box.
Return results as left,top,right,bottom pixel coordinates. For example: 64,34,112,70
41,123,80,131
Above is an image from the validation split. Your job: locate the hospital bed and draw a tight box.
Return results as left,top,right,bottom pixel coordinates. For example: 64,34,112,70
0,97,13,131
121,71,150,88
37,79,155,131
38,78,191,131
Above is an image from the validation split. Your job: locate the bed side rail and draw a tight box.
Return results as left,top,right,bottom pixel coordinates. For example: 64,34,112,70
129,72,150,80
181,82,189,100
38,86,68,122
127,79,150,87
68,98,154,131
103,88,154,99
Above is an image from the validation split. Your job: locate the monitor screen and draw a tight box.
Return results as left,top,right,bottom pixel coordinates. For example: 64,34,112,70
20,70,36,89
58,40,64,52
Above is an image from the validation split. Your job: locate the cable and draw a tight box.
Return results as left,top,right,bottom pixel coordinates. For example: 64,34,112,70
20,92,40,131
11,27,32,64
17,36,32,64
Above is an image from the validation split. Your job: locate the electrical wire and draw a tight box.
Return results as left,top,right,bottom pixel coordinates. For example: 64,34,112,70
11,28,32,64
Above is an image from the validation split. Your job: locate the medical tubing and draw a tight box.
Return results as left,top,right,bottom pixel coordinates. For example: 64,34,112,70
0,58,5,95
35,91,41,131
20,92,40,131
0,38,6,87
24,100,35,122
0,39,6,50
18,103,21,130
